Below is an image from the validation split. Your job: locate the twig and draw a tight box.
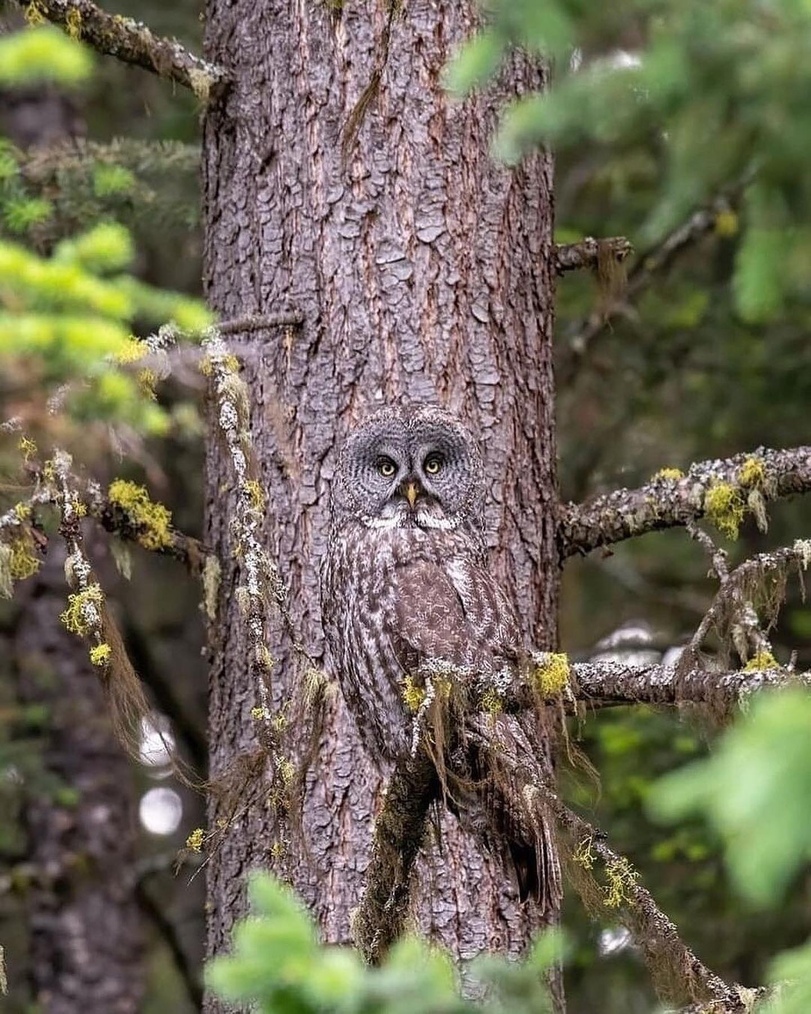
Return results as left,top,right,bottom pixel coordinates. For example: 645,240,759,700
682,542,810,670
557,192,737,388
13,0,228,98
554,236,633,274
559,446,811,557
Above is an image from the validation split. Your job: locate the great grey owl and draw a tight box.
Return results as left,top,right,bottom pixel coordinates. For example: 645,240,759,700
320,406,561,907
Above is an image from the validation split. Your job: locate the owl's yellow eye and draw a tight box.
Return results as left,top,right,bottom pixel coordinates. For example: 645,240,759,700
377,457,397,478
424,455,443,476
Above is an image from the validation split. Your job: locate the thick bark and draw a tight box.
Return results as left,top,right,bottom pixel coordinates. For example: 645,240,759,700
201,0,558,1001
12,547,144,1014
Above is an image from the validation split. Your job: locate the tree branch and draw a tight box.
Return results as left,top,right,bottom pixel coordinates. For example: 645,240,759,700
557,191,738,388
571,660,810,711
554,237,633,274
353,749,438,965
559,445,811,557
537,785,756,1012
13,0,228,98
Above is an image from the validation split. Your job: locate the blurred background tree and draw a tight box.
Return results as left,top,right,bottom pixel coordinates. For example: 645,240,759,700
0,0,809,1011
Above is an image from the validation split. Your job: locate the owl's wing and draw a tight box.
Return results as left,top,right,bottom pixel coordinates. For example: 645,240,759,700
390,557,522,674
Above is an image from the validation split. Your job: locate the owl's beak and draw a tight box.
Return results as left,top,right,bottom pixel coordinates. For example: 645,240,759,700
399,479,421,508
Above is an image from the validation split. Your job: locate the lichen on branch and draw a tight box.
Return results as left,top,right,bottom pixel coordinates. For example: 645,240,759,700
560,445,811,557
13,0,228,97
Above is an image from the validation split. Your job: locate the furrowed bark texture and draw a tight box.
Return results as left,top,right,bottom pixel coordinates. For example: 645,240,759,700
201,0,558,999
13,548,144,1014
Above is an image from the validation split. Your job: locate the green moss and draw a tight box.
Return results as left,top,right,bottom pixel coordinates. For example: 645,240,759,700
533,652,571,696
108,478,172,550
704,481,745,540
652,467,684,481
739,456,767,489
402,675,426,712
744,650,779,671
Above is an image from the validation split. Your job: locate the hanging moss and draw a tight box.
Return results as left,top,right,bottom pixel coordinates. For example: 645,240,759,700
107,478,172,550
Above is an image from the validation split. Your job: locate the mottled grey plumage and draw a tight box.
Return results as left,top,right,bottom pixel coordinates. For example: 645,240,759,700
321,406,560,906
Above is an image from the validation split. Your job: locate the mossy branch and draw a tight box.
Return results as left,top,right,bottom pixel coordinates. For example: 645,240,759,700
536,784,754,1011
353,749,438,966
12,0,228,98
560,445,811,557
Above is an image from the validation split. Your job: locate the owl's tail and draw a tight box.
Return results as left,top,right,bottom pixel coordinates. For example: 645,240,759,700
453,713,563,911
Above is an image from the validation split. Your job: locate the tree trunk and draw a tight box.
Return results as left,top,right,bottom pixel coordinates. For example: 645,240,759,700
201,0,558,1003
12,548,144,1014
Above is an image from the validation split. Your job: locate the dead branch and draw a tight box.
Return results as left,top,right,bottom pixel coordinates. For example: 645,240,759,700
12,0,228,98
353,750,438,965
570,660,810,712
682,542,810,670
557,192,737,388
554,237,633,274
537,784,754,1012
559,445,811,557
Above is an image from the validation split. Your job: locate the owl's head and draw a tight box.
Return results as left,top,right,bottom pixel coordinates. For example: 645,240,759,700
330,407,486,532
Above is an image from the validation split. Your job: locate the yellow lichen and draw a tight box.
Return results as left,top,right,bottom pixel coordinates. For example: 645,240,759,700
604,857,638,908
533,652,571,696
185,827,205,853
714,209,739,237
18,436,37,461
704,481,745,540
8,531,41,581
243,479,266,510
202,556,221,620
13,503,32,521
276,757,295,787
744,650,779,671
65,7,82,39
198,356,214,377
25,2,45,26
255,644,274,672
73,501,87,518
480,686,503,715
251,706,269,720
115,339,147,365
653,467,684,482
739,457,767,490
137,368,158,399
402,674,426,712
270,839,286,860
61,584,104,636
89,643,111,667
108,479,172,550
573,837,595,870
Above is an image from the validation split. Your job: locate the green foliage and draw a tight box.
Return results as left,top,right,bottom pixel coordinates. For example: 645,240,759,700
0,27,93,87
451,0,811,320
207,873,560,1014
650,689,811,908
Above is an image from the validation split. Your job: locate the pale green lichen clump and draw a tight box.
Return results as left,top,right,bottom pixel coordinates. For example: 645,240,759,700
653,467,684,482
61,584,104,635
704,481,745,540
402,675,426,713
108,479,172,550
532,652,571,696
89,643,112,667
743,650,779,671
